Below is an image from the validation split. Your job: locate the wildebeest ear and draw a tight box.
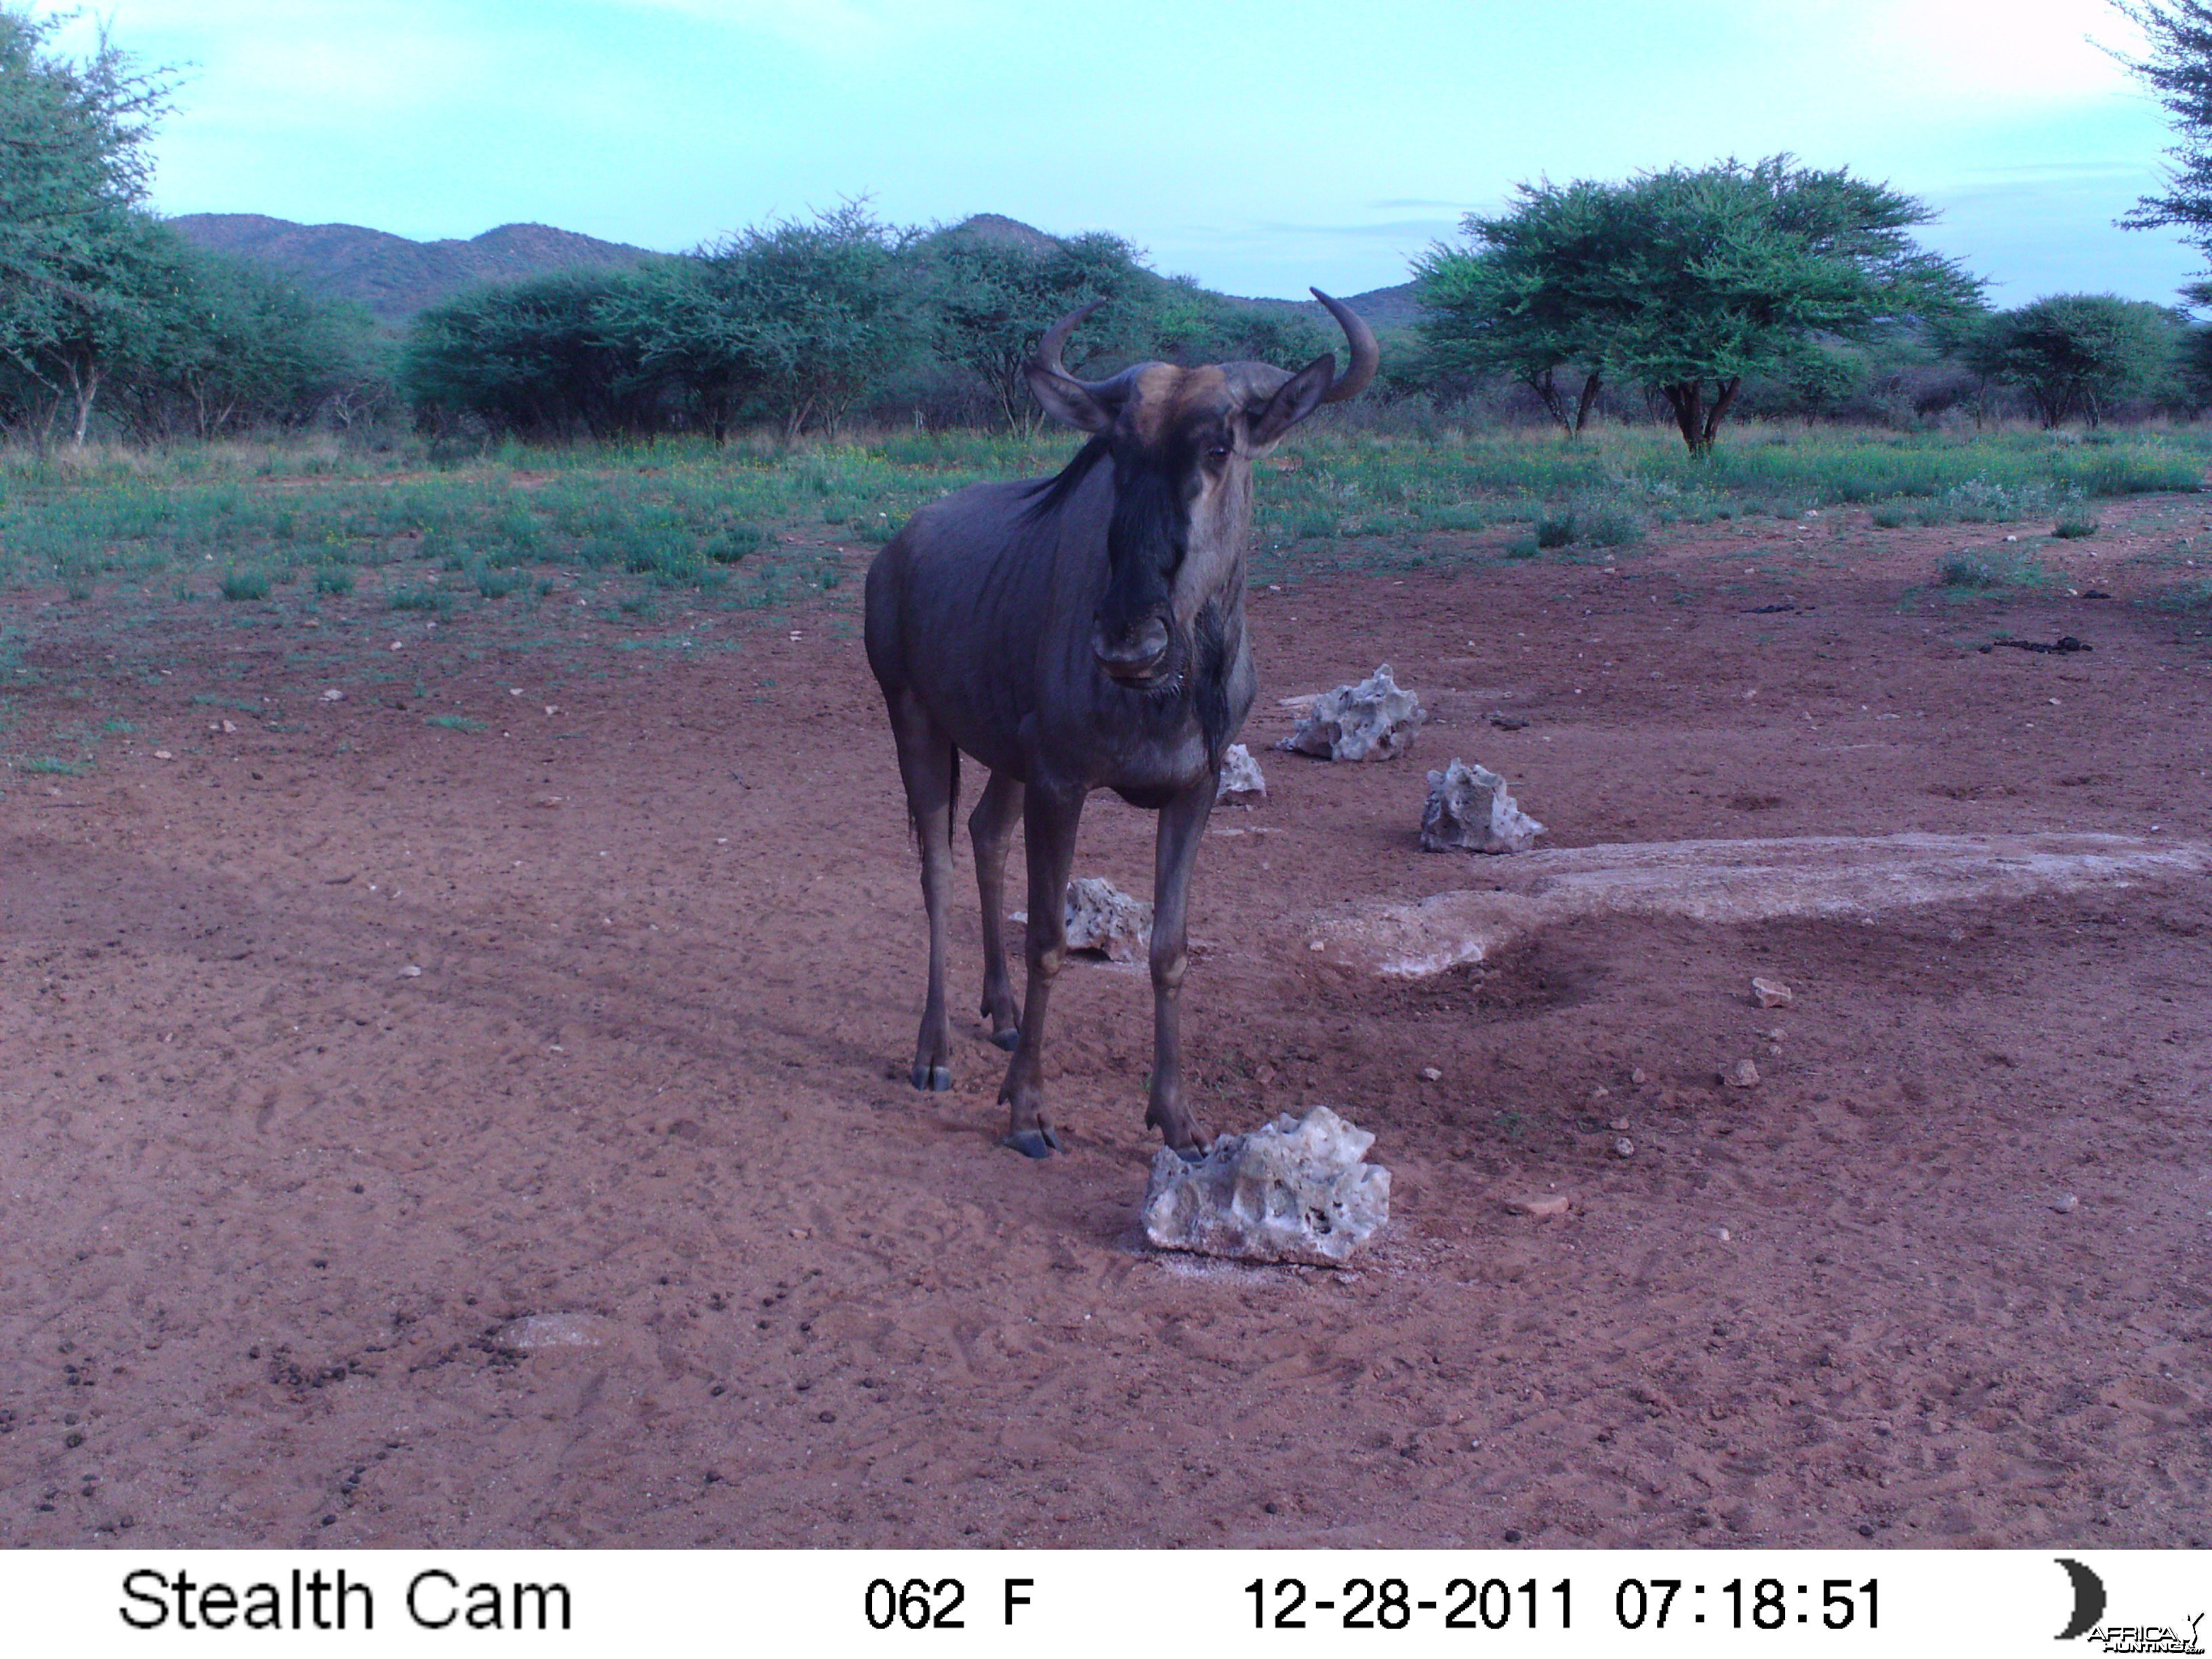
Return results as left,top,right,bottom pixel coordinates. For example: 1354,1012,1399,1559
1027,367,1118,432
1246,354,1335,451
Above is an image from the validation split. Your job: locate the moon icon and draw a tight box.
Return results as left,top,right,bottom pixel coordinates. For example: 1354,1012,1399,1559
2055,1559,2106,1641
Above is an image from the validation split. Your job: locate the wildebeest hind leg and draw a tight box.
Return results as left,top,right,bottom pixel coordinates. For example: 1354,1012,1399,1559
887,689,957,1092
1144,776,1216,1157
999,782,1083,1158
968,769,1023,1050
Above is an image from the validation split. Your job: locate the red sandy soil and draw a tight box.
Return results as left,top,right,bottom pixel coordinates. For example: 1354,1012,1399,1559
3,495,2211,1550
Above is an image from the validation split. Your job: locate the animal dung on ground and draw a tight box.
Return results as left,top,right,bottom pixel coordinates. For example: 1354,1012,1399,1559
1062,877,1151,962
1421,758,1545,855
1142,1105,1391,1267
1278,663,1424,762
1216,743,1267,804
1750,976,1795,1008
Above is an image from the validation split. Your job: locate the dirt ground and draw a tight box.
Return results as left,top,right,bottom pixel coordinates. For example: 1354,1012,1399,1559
5,493,2211,1551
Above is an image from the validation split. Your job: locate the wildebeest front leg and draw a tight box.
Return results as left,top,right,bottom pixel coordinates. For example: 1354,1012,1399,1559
887,689,957,1092
999,782,1084,1158
968,769,1023,1050
1145,776,1216,1155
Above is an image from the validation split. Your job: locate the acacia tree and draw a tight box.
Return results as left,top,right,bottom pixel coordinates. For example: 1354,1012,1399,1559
1963,294,2185,426
1419,158,1982,453
924,228,1147,431
690,205,918,441
2115,2,2212,294
0,5,177,445
1414,179,1616,436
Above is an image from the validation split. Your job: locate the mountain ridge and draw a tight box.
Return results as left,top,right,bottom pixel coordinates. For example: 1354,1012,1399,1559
169,211,1421,329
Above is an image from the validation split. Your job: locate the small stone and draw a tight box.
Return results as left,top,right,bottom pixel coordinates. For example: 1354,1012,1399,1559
1143,1105,1390,1266
2052,1194,2080,1214
1278,664,1424,762
390,640,403,651
1715,1227,1732,1242
1488,711,1530,731
495,1313,611,1351
1419,1067,1442,1082
1631,1068,1647,1086
152,750,172,760
1751,977,1794,1009
1723,1059,1760,1089
1608,1117,1630,1132
1215,743,1267,803
1420,758,1544,855
221,720,237,734
397,964,422,979
1062,877,1152,962
321,689,344,701
1505,1193,1570,1220
1613,1136,1635,1158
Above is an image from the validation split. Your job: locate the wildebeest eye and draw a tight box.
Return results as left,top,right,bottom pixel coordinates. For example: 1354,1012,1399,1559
1206,440,1233,464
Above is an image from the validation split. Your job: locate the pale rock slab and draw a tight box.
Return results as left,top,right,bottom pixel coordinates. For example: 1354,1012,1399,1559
1279,664,1424,762
1421,758,1545,854
495,1313,613,1351
1216,743,1267,804
1142,1105,1391,1267
1308,832,2212,980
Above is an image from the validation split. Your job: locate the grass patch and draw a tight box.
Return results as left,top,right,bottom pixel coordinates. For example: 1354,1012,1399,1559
22,756,84,774
388,587,451,613
314,565,354,594
220,569,271,602
425,714,487,732
1940,550,2051,590
474,569,523,599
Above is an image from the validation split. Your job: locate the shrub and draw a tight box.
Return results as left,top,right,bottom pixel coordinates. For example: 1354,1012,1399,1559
2053,501,2100,538
1870,500,1911,529
1534,513,1576,548
1940,550,2049,589
388,587,449,613
1502,533,1541,558
476,569,523,598
220,569,271,602
314,565,354,594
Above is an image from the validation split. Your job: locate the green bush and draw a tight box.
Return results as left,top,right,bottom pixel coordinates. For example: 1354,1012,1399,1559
476,569,523,598
1534,513,1576,548
1502,533,1540,558
1870,500,1911,529
388,587,450,613
314,565,354,594
1579,504,1644,547
1940,550,2049,589
2053,506,2100,539
220,569,271,602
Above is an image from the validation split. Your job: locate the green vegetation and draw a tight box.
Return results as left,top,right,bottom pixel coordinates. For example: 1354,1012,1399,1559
0,7,371,448
219,568,270,600
1415,157,1982,453
1958,295,2188,428
1940,549,2053,590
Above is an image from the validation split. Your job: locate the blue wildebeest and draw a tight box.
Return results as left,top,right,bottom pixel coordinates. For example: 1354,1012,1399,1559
864,293,1376,1158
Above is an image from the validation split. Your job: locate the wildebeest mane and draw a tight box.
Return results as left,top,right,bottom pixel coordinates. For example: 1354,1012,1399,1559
1017,434,1112,525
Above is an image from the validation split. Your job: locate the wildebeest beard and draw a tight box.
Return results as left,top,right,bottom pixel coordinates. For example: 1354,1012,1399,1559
1097,447,1185,648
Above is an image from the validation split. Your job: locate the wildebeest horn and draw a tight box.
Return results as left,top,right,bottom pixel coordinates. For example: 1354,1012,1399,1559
1310,289,1378,403
1033,298,1112,388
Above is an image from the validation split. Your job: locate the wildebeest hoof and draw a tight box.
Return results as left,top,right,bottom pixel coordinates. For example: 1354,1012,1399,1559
1000,1126,1063,1159
910,1064,953,1092
989,1027,1019,1052
1170,1141,1206,1164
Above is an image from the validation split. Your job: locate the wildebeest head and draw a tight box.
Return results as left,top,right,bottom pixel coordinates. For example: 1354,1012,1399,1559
1026,290,1377,687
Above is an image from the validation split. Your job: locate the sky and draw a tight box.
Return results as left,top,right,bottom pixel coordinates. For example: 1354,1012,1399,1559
30,0,2211,308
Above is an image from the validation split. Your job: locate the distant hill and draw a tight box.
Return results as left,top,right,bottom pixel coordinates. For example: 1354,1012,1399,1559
171,209,1425,333
167,214,659,325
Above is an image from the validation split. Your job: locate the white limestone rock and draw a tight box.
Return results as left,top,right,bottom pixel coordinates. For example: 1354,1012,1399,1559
1216,743,1267,804
1143,1105,1391,1267
1278,663,1424,762
1063,876,1151,962
1421,758,1545,854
